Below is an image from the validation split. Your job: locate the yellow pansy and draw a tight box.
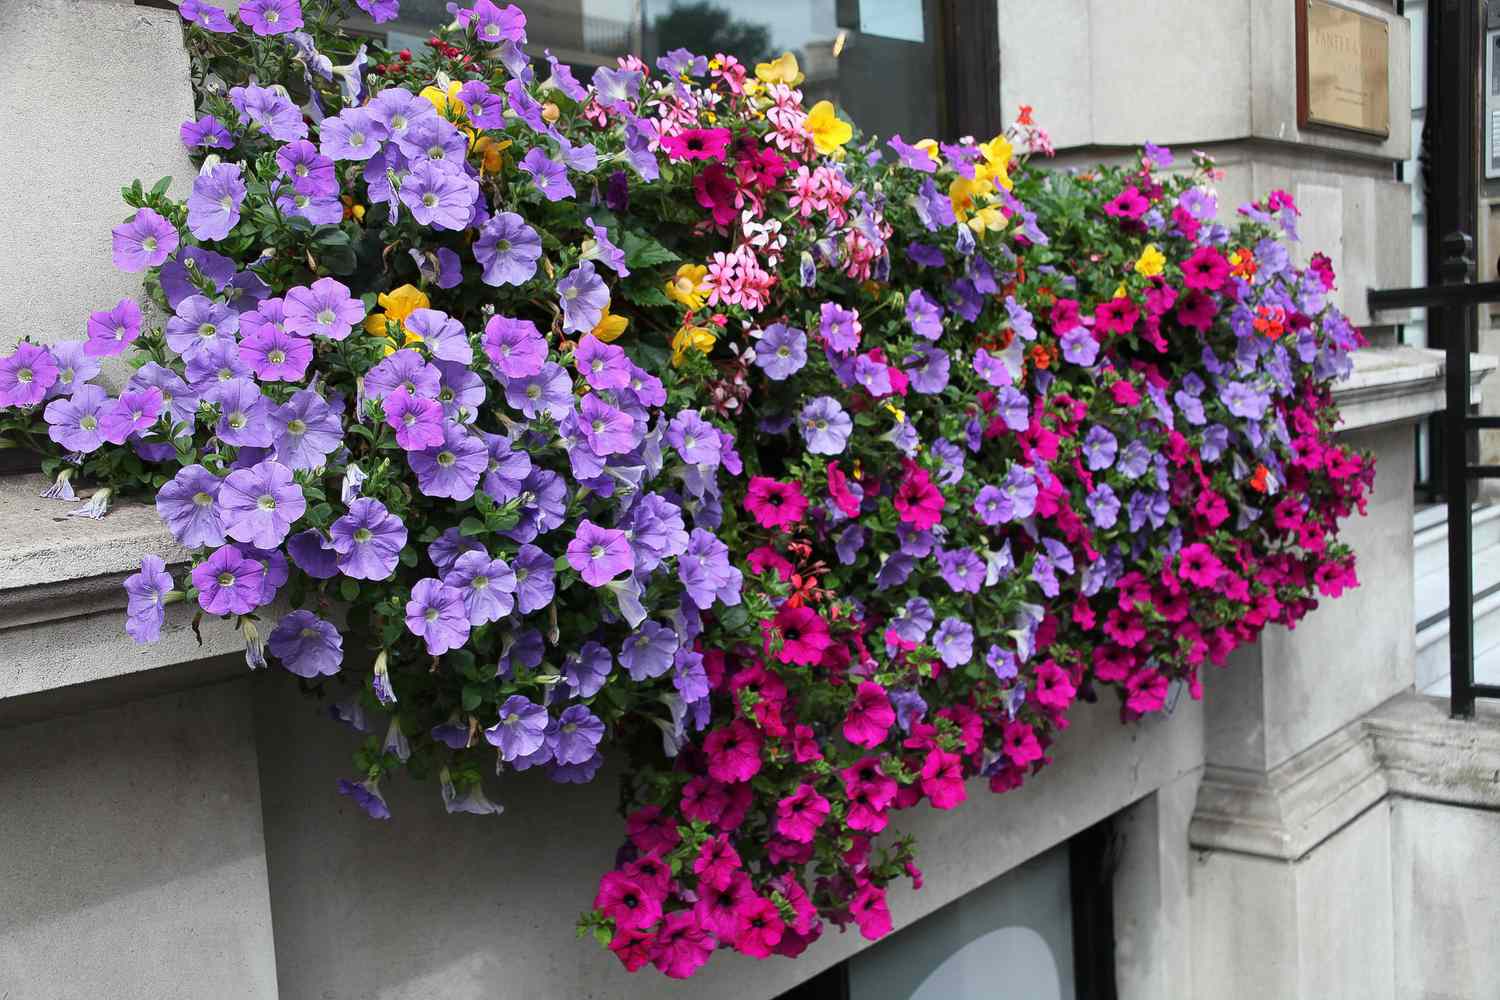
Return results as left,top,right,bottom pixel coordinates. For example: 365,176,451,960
805,101,853,156
967,204,1008,234
363,283,430,339
664,264,710,312
1134,244,1166,278
420,81,466,119
754,52,805,87
978,134,1013,167
671,324,716,366
591,307,629,343
948,175,994,221
473,135,510,174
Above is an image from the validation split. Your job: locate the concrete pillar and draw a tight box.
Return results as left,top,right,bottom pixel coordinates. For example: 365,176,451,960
0,679,278,1000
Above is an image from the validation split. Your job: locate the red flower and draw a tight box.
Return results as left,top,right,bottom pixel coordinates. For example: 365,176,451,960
843,681,895,748
733,895,786,958
595,871,663,932
776,783,832,843
745,475,808,530
770,604,832,666
1094,296,1139,335
692,163,738,225
609,928,655,972
919,749,967,809
704,719,763,783
1182,246,1229,291
893,460,945,530
661,127,732,161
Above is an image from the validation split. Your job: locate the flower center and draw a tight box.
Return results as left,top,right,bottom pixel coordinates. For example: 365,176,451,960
193,491,212,507
257,493,276,511
354,527,372,543
80,415,97,431
217,571,235,587
425,607,439,622
142,236,158,252
316,308,336,326
350,132,366,148
495,239,511,253
268,349,286,364
16,368,32,384
472,576,488,590
198,323,217,338
423,192,438,208
219,195,234,210
287,418,306,434
229,412,247,429
437,450,455,467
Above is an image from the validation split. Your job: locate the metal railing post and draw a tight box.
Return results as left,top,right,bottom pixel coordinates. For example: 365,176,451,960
1441,231,1478,718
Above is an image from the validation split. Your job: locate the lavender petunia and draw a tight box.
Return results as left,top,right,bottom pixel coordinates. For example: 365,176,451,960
268,610,343,677
443,549,516,625
43,384,109,454
556,261,609,335
678,528,742,610
409,423,487,500
192,544,265,616
504,362,572,421
933,617,974,668
755,324,807,380
400,159,479,230
567,518,633,586
155,464,227,548
405,578,470,655
84,298,143,358
486,696,549,761
619,620,679,681
210,377,275,448
284,277,364,340
111,207,179,272
231,83,307,141
329,497,407,580
123,555,174,643
482,315,547,379
187,163,247,241
0,342,60,409
551,705,605,765
404,308,472,365
218,460,305,549
474,212,543,287
520,147,575,202
165,295,240,362
799,396,852,455
271,388,342,470
512,543,555,614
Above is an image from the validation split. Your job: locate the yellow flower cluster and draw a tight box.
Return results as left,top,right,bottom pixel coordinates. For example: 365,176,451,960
363,284,429,352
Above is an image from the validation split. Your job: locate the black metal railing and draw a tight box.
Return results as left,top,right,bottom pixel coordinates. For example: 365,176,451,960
1370,230,1500,717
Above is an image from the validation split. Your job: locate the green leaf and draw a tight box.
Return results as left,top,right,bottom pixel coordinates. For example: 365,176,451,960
459,516,488,537
150,176,172,198
339,578,360,602
461,684,483,712
621,230,680,269
618,281,671,307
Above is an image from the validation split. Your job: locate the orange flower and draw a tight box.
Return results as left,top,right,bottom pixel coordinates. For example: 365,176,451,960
1029,344,1055,370
1229,247,1258,280
1250,465,1271,493
1252,304,1286,340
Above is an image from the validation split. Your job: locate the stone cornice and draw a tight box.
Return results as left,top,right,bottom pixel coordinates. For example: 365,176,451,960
1190,692,1500,861
1333,345,1496,433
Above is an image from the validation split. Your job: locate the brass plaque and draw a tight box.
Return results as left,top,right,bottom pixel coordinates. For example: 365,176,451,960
1299,0,1391,138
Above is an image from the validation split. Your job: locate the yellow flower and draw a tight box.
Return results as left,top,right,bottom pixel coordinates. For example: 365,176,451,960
671,325,716,366
473,135,509,174
664,264,710,312
591,307,629,343
805,101,853,156
754,52,805,87
420,82,465,119
978,134,1013,168
1134,244,1166,278
967,204,1008,234
883,401,906,424
1113,282,1127,299
363,284,430,339
948,175,995,221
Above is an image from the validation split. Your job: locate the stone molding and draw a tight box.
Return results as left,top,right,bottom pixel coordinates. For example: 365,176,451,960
1335,345,1497,433
1190,692,1500,861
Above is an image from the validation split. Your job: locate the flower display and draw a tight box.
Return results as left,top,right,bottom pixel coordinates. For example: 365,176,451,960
0,1,1372,981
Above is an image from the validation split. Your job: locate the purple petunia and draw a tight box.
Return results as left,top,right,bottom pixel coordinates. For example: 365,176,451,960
216,460,305,550
512,543,556,614
486,695,549,761
209,377,274,447
551,705,605,765
820,302,862,353
678,528,742,610
276,139,337,196
482,315,547,379
240,326,312,381
165,295,239,362
111,207,179,273
365,349,440,401
84,298,143,358
799,396,853,455
556,261,609,336
619,620,679,681
268,610,343,677
474,211,543,287
519,147,575,202
284,277,364,340
384,387,445,451
566,518,633,586
123,555,174,643
330,497,408,580
187,162,247,241
933,617,974,668
155,464,227,548
180,0,235,32
888,134,938,172
230,83,307,142
44,342,97,401
271,389,341,470
906,289,944,339
0,343,57,408
400,160,479,230
239,0,302,35
937,547,986,594
319,107,383,161
443,549,516,626
192,544,266,616
43,384,109,454
504,362,573,421
577,393,639,455
403,308,472,365
405,578,470,655
755,323,807,380
409,423,487,500
573,333,629,390
100,387,163,445
564,641,613,698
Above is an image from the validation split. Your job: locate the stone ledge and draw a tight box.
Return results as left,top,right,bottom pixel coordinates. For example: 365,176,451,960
1335,345,1497,432
1190,691,1500,861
